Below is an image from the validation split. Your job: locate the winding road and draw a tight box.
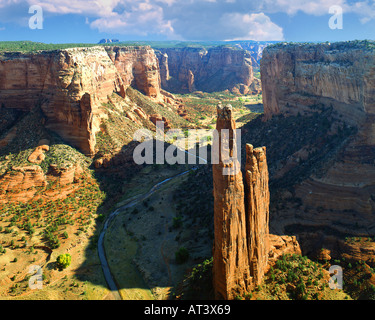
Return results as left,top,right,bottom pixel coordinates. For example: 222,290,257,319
97,151,207,300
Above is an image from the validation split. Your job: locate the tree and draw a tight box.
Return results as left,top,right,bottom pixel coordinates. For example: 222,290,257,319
56,253,71,270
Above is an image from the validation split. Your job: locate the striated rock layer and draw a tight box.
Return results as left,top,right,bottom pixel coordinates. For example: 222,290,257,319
0,46,162,156
260,41,375,234
261,41,375,123
212,104,300,299
155,47,254,94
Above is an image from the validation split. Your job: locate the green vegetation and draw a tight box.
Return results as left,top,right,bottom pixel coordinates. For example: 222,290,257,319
177,257,213,299
247,254,350,300
253,67,261,79
175,247,189,264
56,253,72,270
0,40,242,54
269,39,375,52
176,90,250,127
0,177,105,250
0,41,98,53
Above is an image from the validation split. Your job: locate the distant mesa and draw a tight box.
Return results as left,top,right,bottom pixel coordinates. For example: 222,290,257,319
98,39,120,44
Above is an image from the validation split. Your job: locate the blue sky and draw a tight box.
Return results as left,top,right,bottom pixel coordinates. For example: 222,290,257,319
0,0,374,43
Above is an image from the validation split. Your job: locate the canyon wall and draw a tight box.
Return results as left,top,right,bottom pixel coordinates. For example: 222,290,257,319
0,46,162,155
155,47,255,94
260,41,375,235
232,41,277,68
261,41,375,123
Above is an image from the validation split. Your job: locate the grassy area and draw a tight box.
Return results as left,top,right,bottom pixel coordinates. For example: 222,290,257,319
176,90,255,128
104,215,154,300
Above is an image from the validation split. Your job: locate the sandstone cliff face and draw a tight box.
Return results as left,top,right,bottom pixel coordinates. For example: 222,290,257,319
260,41,375,235
261,42,375,123
0,46,162,156
212,104,300,299
105,46,161,99
155,47,254,93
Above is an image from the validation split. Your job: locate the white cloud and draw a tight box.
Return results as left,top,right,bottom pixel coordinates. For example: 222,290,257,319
90,0,175,36
221,12,284,41
261,0,346,16
345,0,375,23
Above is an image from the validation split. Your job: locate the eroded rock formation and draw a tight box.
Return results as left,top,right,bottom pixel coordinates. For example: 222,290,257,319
0,46,163,156
245,144,270,286
212,104,251,300
212,104,300,299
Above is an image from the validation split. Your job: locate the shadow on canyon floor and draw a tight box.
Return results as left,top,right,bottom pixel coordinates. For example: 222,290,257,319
74,139,216,299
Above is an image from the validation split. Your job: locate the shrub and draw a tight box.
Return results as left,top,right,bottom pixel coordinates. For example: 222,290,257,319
172,216,183,229
175,247,189,264
56,253,71,270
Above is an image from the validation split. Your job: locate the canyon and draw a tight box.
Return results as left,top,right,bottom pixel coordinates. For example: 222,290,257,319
155,46,260,94
2,39,374,300
231,41,277,68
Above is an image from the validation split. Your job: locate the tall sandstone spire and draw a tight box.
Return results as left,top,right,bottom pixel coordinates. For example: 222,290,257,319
212,104,251,300
212,104,271,299
245,144,270,286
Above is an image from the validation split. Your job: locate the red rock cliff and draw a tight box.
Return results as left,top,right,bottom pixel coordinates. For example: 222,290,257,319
105,46,161,99
261,41,375,123
0,46,162,156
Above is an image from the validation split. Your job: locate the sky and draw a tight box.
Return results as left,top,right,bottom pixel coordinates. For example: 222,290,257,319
0,0,374,43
